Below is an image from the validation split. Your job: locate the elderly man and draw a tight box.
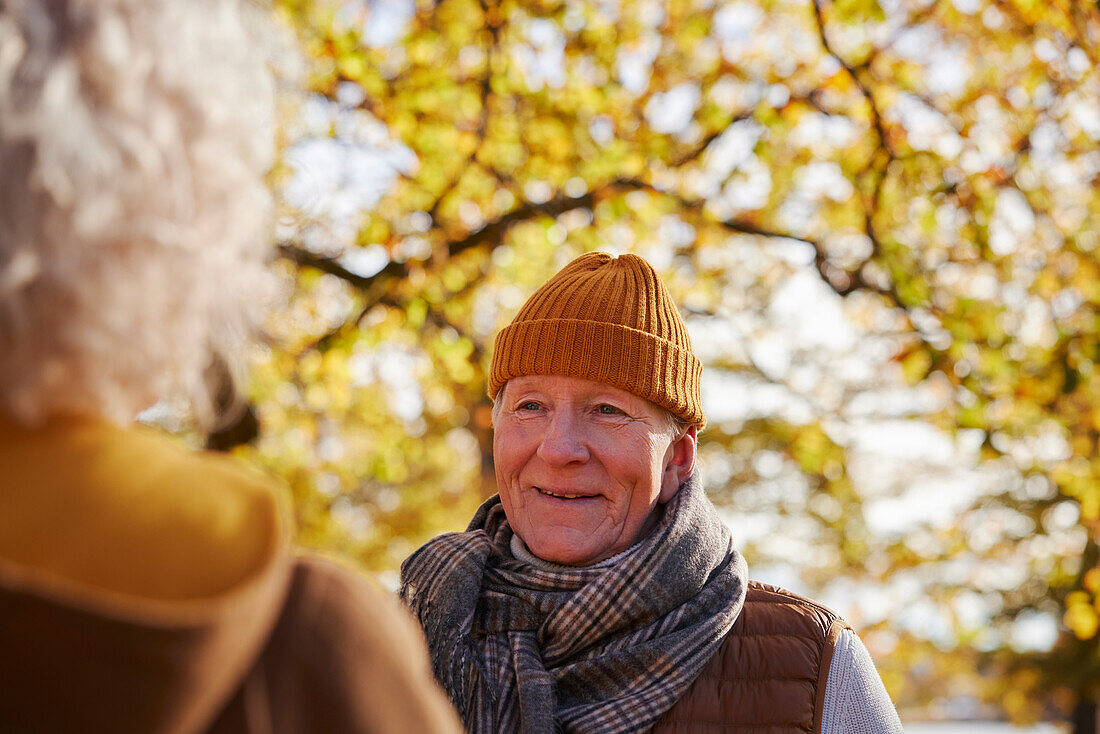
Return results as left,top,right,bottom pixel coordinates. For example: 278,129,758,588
401,251,903,733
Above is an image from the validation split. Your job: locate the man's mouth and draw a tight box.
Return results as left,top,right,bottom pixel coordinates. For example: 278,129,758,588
535,487,595,500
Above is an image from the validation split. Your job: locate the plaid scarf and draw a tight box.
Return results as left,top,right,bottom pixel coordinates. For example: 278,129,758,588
400,475,746,734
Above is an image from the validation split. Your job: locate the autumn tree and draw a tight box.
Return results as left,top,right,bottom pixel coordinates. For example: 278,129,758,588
239,0,1100,725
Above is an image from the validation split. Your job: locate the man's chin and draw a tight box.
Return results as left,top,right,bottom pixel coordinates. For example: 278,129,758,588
524,531,605,567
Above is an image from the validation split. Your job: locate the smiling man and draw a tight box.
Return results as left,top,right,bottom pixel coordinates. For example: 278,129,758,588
493,374,695,566
400,252,903,734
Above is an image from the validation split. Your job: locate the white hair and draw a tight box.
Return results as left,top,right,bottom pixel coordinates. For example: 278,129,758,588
0,0,277,428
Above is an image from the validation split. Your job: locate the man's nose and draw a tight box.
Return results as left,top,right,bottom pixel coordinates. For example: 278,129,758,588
536,412,590,465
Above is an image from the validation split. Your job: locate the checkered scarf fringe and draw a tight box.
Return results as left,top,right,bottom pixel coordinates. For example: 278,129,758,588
400,475,747,734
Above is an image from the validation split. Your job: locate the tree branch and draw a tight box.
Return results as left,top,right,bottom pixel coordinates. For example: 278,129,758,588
277,242,409,292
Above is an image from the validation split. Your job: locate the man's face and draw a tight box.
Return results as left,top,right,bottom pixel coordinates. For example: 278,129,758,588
492,375,696,566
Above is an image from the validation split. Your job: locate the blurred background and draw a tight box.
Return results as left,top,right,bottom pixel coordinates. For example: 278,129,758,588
176,0,1099,729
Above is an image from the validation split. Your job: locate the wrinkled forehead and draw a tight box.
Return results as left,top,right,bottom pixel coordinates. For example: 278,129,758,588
500,374,640,402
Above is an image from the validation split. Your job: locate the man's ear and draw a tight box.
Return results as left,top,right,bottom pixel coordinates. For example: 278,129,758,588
659,425,697,503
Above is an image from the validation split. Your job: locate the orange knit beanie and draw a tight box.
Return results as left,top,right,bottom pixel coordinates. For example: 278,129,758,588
488,252,705,428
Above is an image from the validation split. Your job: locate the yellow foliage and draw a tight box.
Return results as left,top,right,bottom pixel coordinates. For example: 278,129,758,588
261,0,1100,722
1083,568,1100,593
1065,592,1100,640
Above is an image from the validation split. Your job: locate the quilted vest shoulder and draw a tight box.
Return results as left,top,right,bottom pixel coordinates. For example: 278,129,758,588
650,580,851,734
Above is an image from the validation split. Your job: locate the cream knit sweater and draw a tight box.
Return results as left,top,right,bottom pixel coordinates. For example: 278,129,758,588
822,628,904,733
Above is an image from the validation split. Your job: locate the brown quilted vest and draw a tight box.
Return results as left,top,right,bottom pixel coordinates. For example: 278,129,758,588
650,581,851,734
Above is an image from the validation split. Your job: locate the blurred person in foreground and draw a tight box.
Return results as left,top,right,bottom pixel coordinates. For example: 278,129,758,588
401,251,905,733
0,1,460,732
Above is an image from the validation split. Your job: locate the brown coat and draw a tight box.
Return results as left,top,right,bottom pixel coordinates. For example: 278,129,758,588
651,581,850,734
0,552,462,734
210,556,464,734
0,416,461,734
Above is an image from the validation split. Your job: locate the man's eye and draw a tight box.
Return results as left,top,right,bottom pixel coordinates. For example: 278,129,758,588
597,404,623,415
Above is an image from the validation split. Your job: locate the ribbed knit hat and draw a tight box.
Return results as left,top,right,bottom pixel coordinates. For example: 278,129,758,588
488,252,705,428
